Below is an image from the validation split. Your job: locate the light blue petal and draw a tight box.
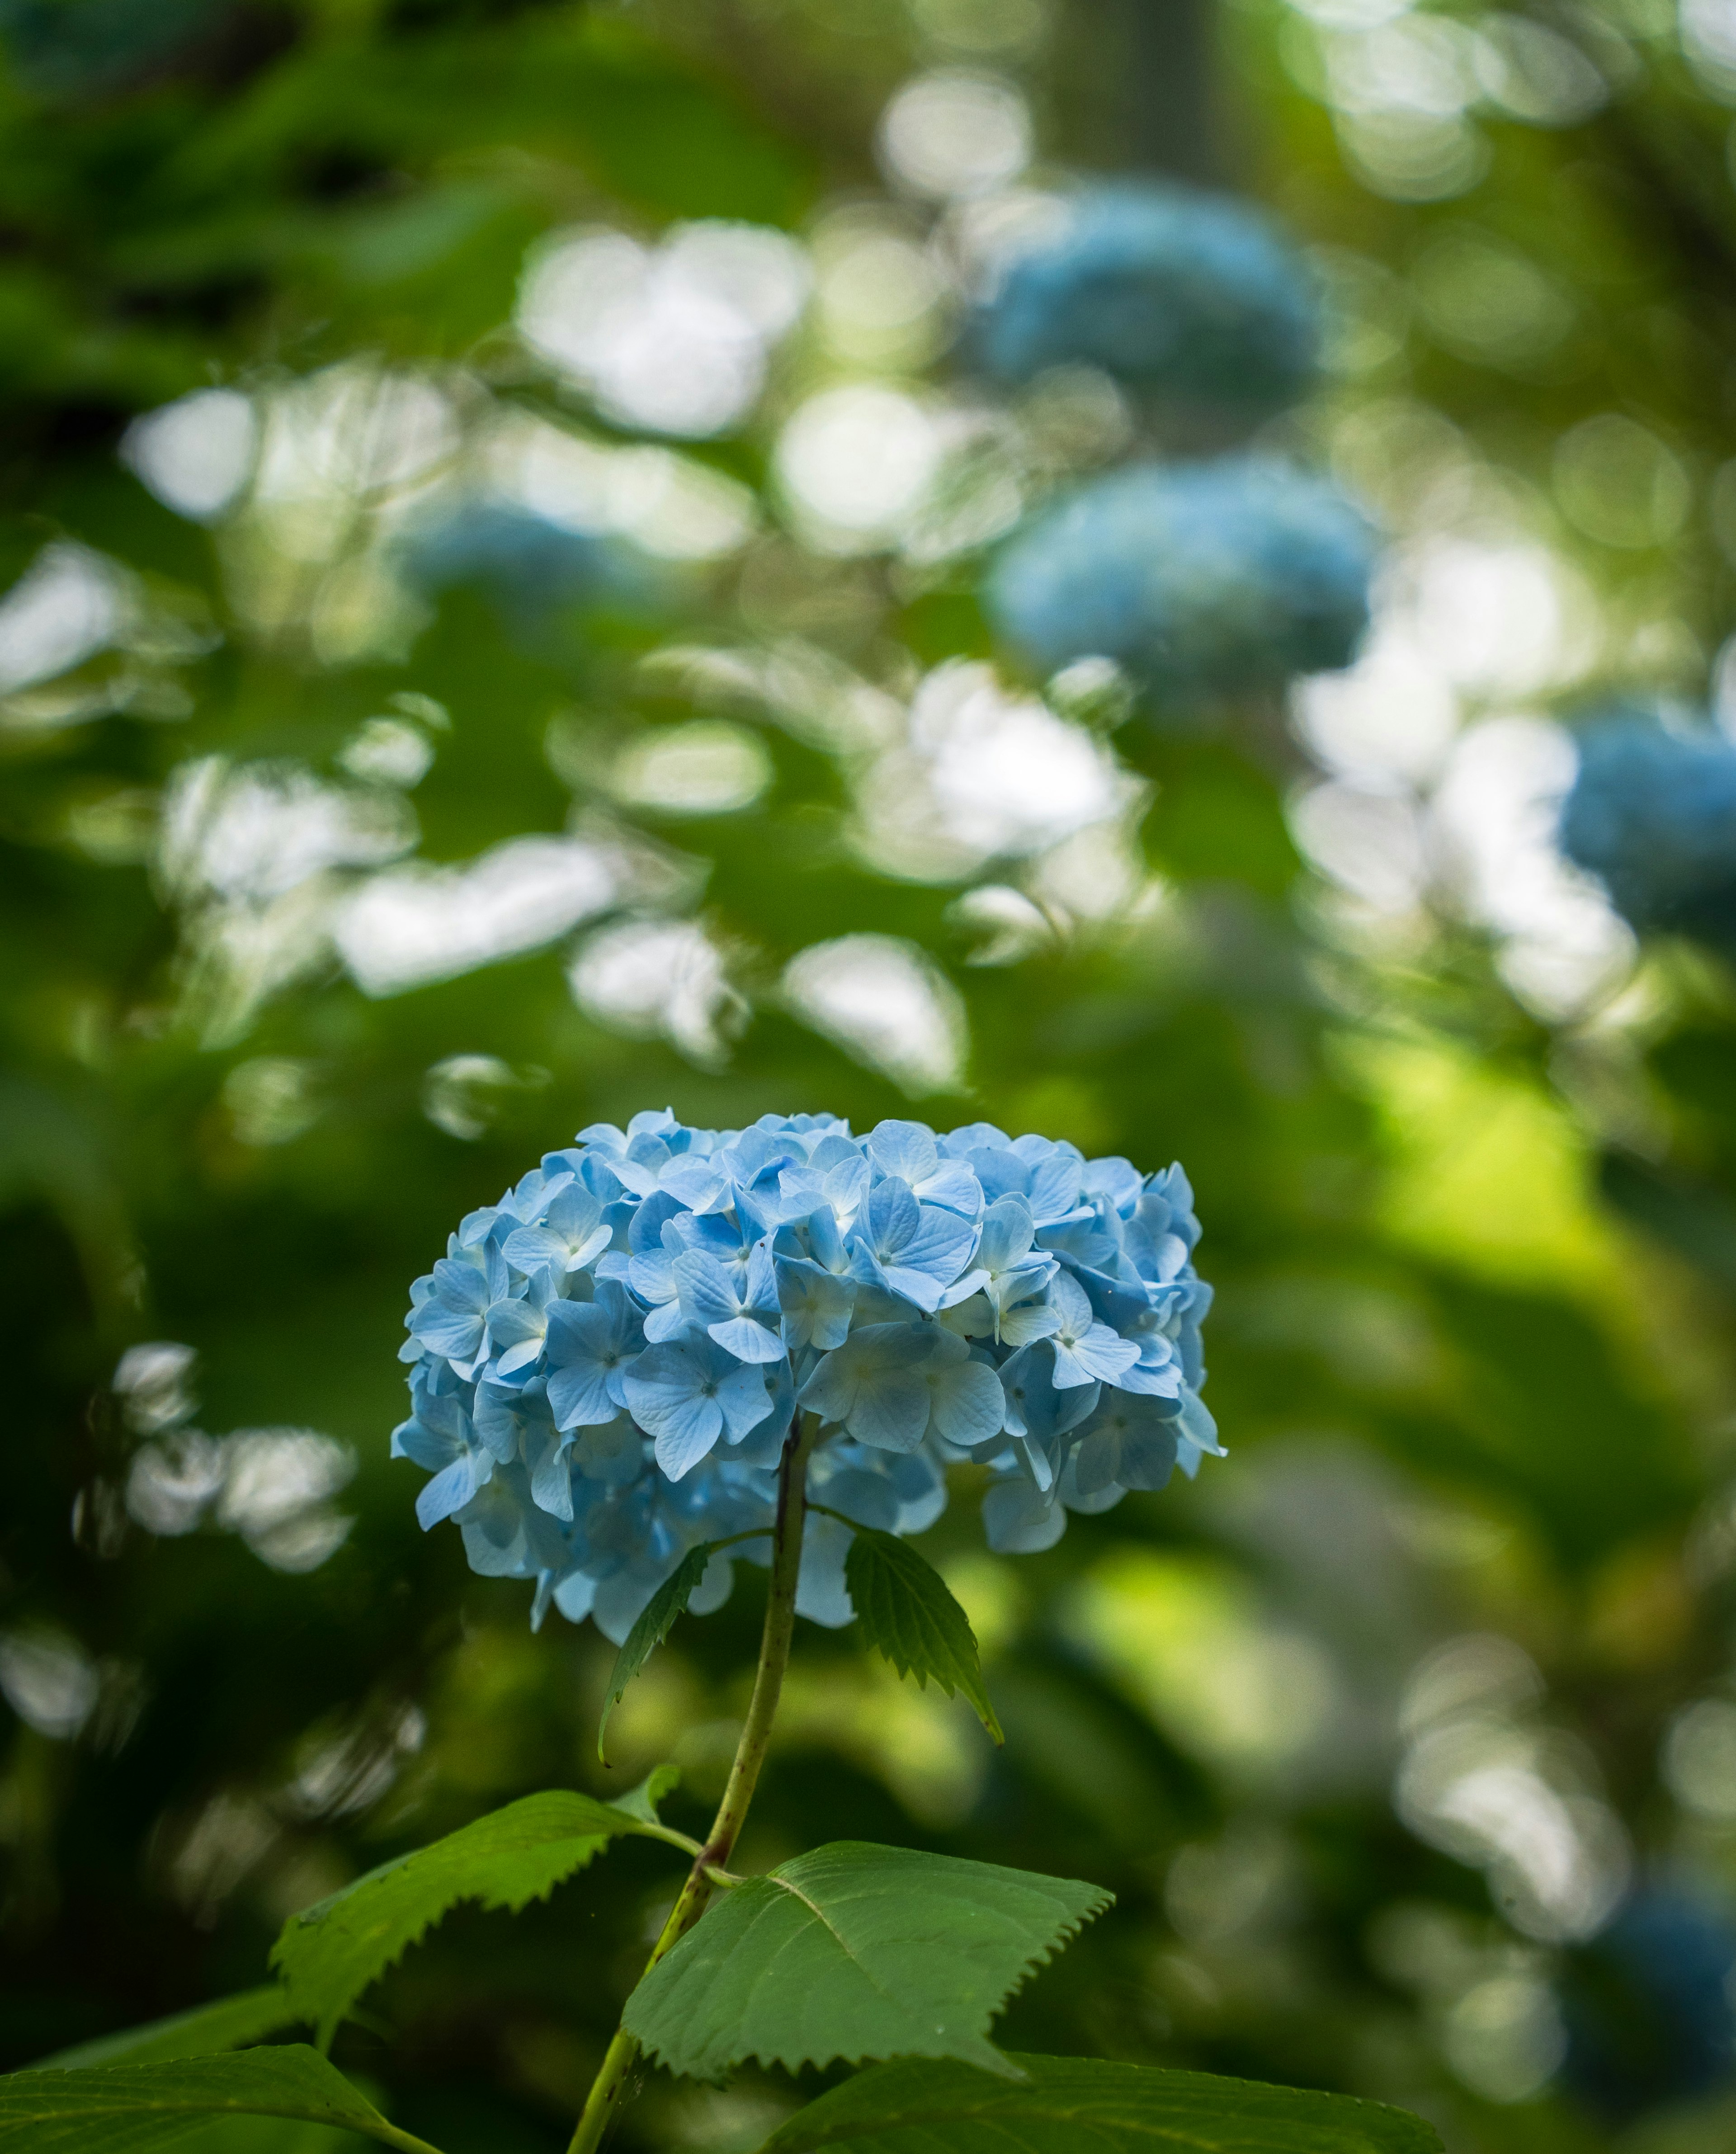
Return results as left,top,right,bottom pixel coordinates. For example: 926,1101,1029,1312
527,1427,576,1521
621,1344,703,1434
878,1263,948,1315
1176,1389,1224,1458
999,1300,1061,1348
572,1414,643,1483
863,1174,921,1257
653,1397,724,1481
811,1465,900,1532
866,1120,939,1188
392,1415,461,1472
709,1314,785,1364
898,1205,976,1282
1071,1429,1121,1498
553,1570,598,1623
982,1476,1067,1554
1120,1424,1178,1491
795,1512,857,1628
433,1257,491,1311
643,1299,689,1344
797,1346,858,1424
408,1303,486,1360
687,1550,736,1616
925,1356,1005,1446
846,1366,931,1453
486,1298,546,1350
674,1250,742,1330
546,1359,617,1431
717,1360,775,1441
416,1451,484,1530
502,1225,566,1273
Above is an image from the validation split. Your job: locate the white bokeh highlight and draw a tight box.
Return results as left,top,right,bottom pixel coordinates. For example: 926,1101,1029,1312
517,221,808,439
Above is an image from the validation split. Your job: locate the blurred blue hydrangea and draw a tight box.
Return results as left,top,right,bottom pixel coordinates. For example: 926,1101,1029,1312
1559,709,1736,949
985,458,1373,705
0,0,225,100
400,501,641,631
1562,1885,1736,2115
972,183,1318,413
396,1110,1216,1642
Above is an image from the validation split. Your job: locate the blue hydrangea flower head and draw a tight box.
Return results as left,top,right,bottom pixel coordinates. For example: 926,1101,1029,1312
972,182,1318,413
984,457,1374,705
396,1110,1214,1643
1559,708,1736,949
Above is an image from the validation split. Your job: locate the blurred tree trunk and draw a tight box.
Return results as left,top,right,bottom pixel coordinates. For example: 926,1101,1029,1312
1047,0,1221,183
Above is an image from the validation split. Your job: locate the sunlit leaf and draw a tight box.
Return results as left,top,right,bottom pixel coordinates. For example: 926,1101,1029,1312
844,1526,1002,1743
271,1773,681,2045
622,1842,1110,2078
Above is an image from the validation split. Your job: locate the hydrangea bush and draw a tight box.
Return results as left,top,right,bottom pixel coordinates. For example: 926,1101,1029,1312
396,1109,1217,1643
1559,709,1736,950
986,456,1374,700
972,180,1318,414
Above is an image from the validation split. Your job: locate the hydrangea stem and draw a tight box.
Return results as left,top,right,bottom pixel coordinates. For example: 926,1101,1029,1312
567,1412,818,2154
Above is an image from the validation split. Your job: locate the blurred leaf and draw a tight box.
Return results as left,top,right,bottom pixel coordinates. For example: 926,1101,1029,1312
844,1526,1002,1743
270,1776,684,2046
621,1842,1111,2078
754,2053,1444,2153
0,2047,444,2153
28,1990,302,2072
1599,1150,1736,1298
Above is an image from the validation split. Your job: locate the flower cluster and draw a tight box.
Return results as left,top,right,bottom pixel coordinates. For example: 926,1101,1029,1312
1559,710,1736,951
972,182,1318,415
401,502,639,630
395,1111,1216,1643
985,457,1373,701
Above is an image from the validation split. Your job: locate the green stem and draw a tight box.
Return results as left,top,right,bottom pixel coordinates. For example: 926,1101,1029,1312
566,1412,817,2154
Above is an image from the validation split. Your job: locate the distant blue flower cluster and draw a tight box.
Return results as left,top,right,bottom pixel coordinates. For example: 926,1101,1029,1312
396,1110,1216,1642
1559,710,1736,950
986,457,1374,700
0,0,224,101
973,183,1318,412
400,501,642,630
1563,1885,1736,2115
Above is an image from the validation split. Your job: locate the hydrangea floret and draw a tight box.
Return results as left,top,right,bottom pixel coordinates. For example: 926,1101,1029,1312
972,180,1318,413
985,455,1373,704
1559,708,1736,951
396,1111,1217,1641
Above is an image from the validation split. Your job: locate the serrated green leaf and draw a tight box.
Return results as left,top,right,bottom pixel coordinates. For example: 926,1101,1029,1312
271,1773,682,2046
28,1990,304,2072
753,2054,1443,2153
0,2045,445,2154
599,1540,721,1762
844,1528,1003,1743
622,1841,1110,2080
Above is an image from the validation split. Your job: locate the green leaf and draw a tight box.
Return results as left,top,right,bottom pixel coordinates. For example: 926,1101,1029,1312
753,2053,1444,2153
0,2045,446,2153
599,1540,722,1762
844,1527,1003,1743
621,1842,1111,2080
28,1991,304,2072
271,1772,682,2046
